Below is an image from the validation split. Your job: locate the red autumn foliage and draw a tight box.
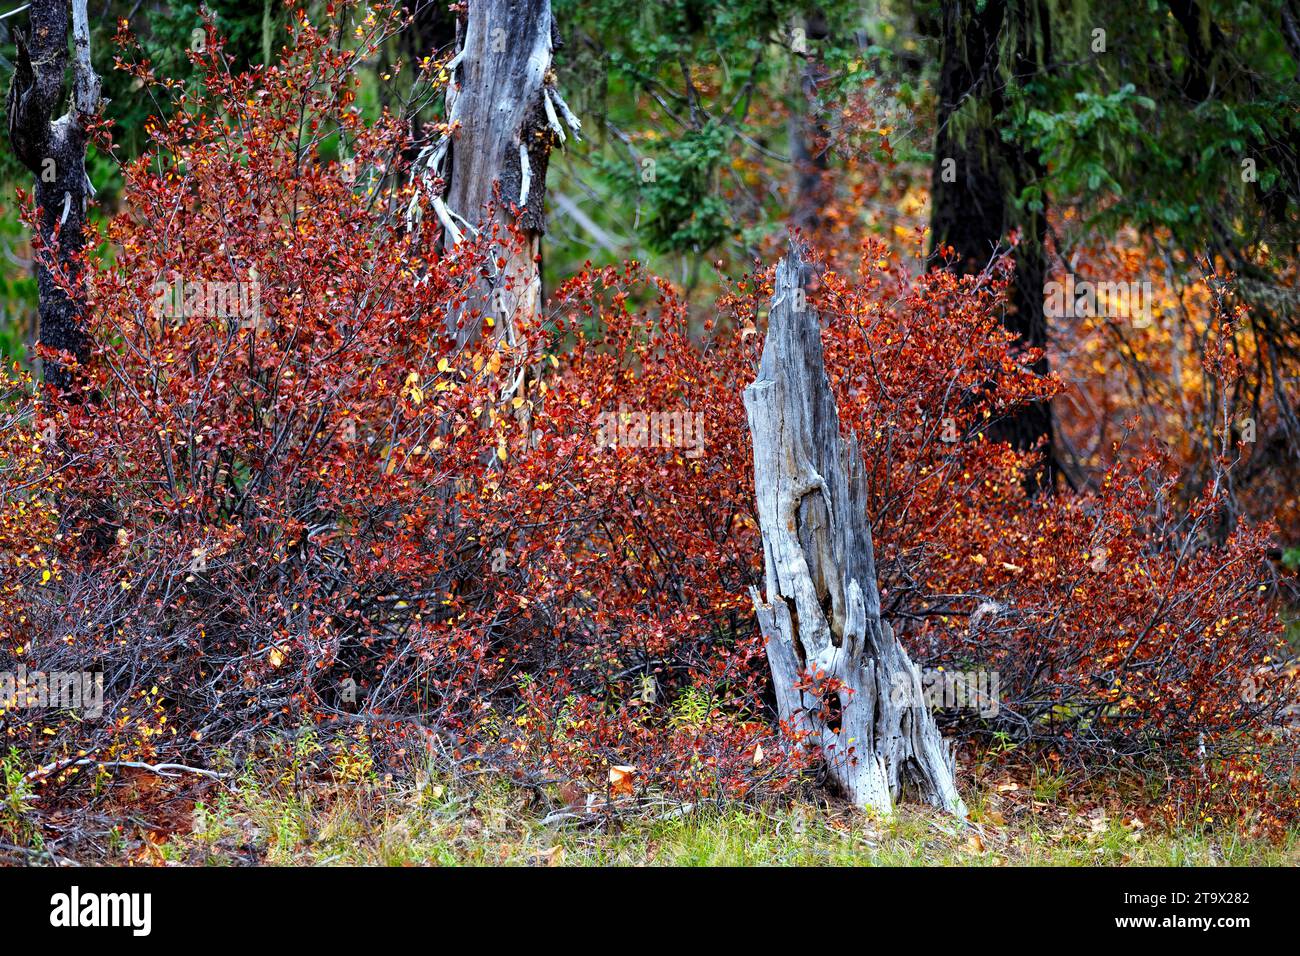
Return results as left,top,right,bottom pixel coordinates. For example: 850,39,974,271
1,10,1294,829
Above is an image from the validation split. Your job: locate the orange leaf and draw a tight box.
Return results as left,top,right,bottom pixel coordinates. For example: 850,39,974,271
609,764,636,796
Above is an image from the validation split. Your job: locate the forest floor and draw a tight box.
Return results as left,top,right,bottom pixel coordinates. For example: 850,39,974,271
5,746,1297,866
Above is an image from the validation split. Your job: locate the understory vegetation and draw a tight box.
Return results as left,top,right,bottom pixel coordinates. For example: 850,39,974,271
4,736,1296,866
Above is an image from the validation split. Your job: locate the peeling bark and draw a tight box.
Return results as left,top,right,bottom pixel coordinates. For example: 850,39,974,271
744,239,966,817
423,0,577,346
6,0,101,391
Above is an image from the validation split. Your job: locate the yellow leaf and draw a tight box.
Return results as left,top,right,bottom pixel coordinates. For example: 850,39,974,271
532,845,565,866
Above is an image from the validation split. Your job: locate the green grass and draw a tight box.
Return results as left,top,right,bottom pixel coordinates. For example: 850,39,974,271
157,771,1298,867
7,735,1295,866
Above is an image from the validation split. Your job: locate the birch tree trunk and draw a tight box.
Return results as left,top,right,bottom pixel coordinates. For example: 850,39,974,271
744,239,966,817
6,0,102,391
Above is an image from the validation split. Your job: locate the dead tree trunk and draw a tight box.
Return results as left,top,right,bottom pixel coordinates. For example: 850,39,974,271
744,240,966,817
6,0,102,391
418,0,578,347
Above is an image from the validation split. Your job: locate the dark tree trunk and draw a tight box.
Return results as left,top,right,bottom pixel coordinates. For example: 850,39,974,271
928,0,1056,493
6,0,101,392
789,10,830,235
929,0,1007,273
1166,0,1223,101
995,0,1056,493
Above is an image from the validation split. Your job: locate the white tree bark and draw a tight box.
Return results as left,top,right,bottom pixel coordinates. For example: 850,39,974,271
744,239,966,817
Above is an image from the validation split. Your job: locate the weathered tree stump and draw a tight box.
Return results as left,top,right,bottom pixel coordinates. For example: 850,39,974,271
744,239,966,817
